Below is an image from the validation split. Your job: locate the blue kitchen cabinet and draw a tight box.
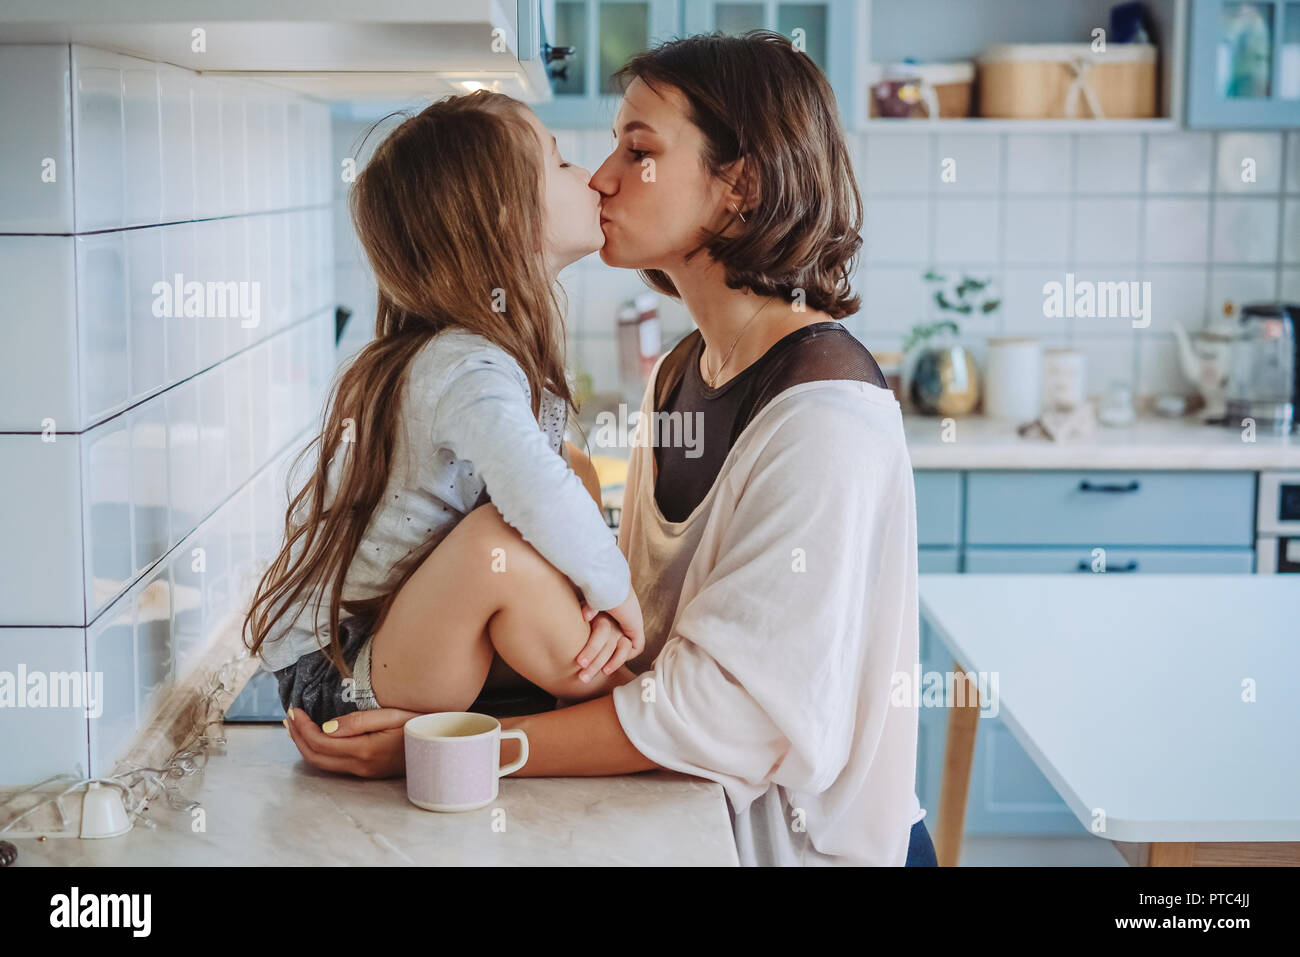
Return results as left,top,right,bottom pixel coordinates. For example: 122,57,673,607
916,469,1258,838
533,0,681,128
680,1,860,124
1187,0,1300,126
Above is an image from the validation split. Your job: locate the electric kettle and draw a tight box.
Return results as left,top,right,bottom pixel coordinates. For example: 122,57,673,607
1224,303,1299,434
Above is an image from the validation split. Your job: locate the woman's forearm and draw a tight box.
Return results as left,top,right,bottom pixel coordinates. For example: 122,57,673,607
500,693,659,776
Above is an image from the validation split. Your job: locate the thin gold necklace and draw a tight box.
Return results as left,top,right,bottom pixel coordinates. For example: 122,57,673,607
703,295,775,388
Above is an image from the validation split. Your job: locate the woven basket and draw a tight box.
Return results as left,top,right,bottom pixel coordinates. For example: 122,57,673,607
977,43,1157,119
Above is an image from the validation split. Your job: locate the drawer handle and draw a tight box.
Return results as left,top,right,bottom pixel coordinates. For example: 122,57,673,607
1076,559,1139,573
1077,479,1141,493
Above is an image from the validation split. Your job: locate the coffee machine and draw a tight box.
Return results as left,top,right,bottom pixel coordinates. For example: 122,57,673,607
1224,303,1300,434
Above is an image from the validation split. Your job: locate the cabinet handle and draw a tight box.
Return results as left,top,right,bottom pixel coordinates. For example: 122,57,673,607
1077,479,1141,493
1076,559,1140,573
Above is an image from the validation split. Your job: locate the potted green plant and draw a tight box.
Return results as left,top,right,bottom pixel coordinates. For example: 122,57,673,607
906,271,1000,416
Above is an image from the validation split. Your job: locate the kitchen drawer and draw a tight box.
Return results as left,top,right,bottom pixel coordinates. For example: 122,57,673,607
914,470,962,547
966,471,1255,547
964,547,1255,574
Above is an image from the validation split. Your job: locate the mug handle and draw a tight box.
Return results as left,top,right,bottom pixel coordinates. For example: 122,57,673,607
498,729,529,777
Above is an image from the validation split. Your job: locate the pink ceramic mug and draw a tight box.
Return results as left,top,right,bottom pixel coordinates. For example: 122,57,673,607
404,712,529,811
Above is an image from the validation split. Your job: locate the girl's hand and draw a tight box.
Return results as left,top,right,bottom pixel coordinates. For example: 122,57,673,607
283,706,420,779
575,590,645,681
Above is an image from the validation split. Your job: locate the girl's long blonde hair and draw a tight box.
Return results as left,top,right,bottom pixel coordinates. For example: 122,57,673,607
243,91,572,676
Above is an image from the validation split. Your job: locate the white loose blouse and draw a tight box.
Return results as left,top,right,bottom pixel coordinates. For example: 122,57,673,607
611,353,925,866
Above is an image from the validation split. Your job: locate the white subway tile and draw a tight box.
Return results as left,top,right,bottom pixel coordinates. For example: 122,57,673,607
1210,268,1277,312
193,218,228,369
1283,199,1300,262
1067,267,1141,333
265,96,290,210
1288,132,1300,193
158,63,195,223
863,134,931,193
933,199,999,263
220,83,248,217
0,435,84,626
1142,267,1212,333
1283,267,1300,300
0,45,75,233
1000,268,1069,337
126,227,167,400
224,350,255,490
1072,198,1139,264
863,198,930,262
71,45,125,231
161,222,200,383
861,267,929,334
122,58,162,227
75,232,130,424
198,506,232,639
1213,198,1281,263
1074,134,1141,193
165,378,201,545
1216,132,1283,193
244,91,270,214
131,399,169,573
0,627,90,785
82,415,132,619
197,363,229,517
1003,198,1069,264
170,539,204,679
192,76,223,219
135,568,173,723
1145,132,1213,193
249,340,273,468
934,134,1001,193
1144,198,1211,264
0,236,78,431
1003,134,1072,194
86,597,135,776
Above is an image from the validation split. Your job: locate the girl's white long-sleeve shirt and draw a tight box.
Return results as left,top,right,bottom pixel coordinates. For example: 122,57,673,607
612,356,925,866
256,328,630,672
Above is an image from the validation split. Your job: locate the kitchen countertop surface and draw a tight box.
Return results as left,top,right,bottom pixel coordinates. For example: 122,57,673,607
5,725,739,866
902,412,1300,470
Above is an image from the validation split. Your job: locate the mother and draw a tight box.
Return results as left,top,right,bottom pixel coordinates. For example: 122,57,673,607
285,31,930,867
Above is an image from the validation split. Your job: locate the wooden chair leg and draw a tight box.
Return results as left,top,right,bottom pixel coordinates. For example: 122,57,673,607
935,661,980,867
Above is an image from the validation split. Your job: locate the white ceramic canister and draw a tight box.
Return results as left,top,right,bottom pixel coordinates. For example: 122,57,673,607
984,337,1042,420
1042,347,1087,411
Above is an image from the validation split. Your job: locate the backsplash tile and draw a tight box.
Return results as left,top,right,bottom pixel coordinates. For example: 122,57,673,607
0,43,335,786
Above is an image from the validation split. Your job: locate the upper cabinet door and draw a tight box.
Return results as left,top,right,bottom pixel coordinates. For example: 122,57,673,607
1188,0,1300,125
533,0,680,128
681,1,858,124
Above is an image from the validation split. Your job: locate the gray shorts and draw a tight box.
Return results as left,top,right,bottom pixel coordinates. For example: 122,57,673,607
274,615,383,726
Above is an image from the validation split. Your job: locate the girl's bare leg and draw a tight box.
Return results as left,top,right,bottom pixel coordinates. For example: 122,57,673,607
368,443,626,713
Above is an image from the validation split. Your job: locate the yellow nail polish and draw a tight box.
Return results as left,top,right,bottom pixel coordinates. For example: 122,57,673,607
282,718,289,729
286,707,295,720
322,719,339,734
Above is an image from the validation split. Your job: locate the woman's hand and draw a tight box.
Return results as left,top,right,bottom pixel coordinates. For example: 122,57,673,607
574,591,644,682
283,706,419,779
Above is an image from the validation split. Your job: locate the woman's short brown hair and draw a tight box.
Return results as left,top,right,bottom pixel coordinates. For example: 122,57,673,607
614,30,862,319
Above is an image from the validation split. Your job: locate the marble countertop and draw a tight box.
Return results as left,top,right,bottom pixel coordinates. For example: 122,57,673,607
5,725,739,866
903,413,1300,470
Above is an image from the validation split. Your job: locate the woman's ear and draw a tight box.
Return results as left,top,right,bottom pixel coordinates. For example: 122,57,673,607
722,157,761,217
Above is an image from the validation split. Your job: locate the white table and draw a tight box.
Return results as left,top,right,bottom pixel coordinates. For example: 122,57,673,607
919,575,1300,866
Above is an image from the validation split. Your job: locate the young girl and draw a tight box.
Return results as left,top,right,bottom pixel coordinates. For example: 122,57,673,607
244,91,644,726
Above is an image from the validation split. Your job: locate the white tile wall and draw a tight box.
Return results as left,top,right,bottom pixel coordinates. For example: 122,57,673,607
0,44,336,785
329,124,1300,414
